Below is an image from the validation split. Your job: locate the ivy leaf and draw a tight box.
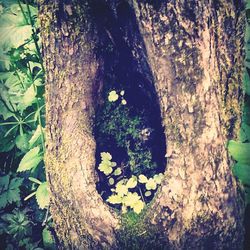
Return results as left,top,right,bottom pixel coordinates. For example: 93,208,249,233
228,140,250,164
36,182,50,209
107,194,122,204
17,146,42,172
108,90,119,102
145,178,157,190
126,176,137,189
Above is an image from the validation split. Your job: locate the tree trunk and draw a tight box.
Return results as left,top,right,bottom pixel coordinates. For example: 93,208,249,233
39,0,245,249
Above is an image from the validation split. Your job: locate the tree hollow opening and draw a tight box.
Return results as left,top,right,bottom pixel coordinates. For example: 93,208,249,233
93,1,166,214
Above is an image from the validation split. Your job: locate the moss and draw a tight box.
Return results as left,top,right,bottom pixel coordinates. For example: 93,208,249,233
115,211,169,250
95,98,162,176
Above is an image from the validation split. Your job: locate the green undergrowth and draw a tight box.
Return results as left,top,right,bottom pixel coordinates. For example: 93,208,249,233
228,2,250,205
0,0,55,249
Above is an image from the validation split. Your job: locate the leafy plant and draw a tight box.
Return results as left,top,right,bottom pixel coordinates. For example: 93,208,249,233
0,1,54,249
97,150,164,214
228,2,250,205
98,152,117,175
0,173,23,209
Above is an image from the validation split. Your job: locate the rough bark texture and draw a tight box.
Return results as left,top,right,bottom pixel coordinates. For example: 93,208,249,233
39,0,245,249
132,0,245,249
39,1,119,249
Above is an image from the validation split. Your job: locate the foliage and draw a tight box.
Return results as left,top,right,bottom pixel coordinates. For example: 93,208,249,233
0,173,23,209
98,151,164,214
228,2,250,205
0,0,55,249
95,98,158,176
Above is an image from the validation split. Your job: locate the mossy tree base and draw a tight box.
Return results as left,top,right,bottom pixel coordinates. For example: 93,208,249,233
39,0,245,249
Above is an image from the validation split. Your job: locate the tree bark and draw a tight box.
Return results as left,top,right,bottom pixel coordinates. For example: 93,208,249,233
39,0,245,249
39,1,119,249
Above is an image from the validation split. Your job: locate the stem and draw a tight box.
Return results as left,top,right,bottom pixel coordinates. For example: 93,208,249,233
18,0,45,72
42,205,50,226
25,1,45,72
27,61,46,153
138,186,145,204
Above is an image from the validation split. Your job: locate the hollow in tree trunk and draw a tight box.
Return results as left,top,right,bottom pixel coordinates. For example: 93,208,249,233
39,0,245,249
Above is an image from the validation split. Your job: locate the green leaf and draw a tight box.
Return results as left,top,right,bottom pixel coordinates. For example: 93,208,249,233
243,70,250,95
114,167,122,176
0,174,10,192
9,177,23,190
18,84,36,111
15,134,30,152
138,174,148,184
0,100,13,120
107,194,122,204
29,125,43,149
145,178,157,190
42,227,55,250
153,173,164,184
0,175,23,209
123,192,140,207
115,183,128,197
101,152,112,161
145,191,152,197
228,140,250,164
232,163,250,185
0,50,11,71
109,177,115,185
239,123,250,142
36,182,50,209
98,162,113,175
121,99,127,105
17,146,42,172
133,200,144,214
108,90,119,102
0,6,33,50
28,177,42,185
246,187,250,204
126,176,137,189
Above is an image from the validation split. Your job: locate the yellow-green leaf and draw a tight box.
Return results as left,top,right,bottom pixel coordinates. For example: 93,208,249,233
17,146,42,172
107,194,122,204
